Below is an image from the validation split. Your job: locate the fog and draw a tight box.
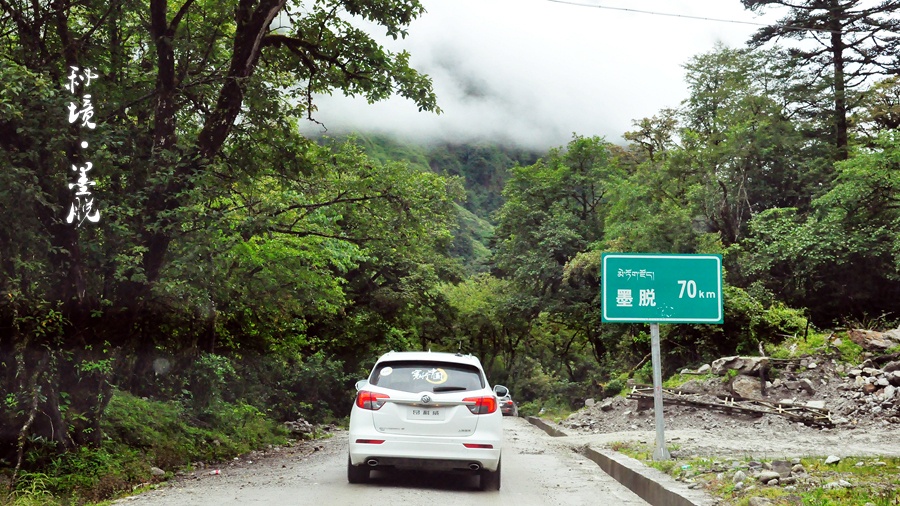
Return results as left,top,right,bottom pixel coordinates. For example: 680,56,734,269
298,0,779,149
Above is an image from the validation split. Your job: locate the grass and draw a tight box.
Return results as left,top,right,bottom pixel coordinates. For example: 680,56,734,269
518,399,574,422
768,331,865,364
606,441,900,506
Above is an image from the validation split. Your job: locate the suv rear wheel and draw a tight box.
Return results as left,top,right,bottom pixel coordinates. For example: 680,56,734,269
347,455,370,484
479,457,501,491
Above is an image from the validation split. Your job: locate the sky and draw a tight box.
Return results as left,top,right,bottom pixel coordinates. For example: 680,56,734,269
297,0,781,149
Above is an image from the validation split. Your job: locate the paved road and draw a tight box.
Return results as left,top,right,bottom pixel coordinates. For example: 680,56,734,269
117,417,648,506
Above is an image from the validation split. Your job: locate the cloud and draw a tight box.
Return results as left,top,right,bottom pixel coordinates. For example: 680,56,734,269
298,0,776,149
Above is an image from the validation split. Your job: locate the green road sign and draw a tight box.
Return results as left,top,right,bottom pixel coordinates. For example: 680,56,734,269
601,253,723,324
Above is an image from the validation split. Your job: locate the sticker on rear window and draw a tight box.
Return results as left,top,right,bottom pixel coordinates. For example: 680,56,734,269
412,368,448,385
380,366,393,376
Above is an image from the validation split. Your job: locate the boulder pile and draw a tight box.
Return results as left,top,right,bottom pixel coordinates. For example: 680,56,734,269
283,418,316,438
563,344,900,434
836,360,900,421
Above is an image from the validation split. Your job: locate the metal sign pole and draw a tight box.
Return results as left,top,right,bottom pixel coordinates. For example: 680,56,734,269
650,323,670,461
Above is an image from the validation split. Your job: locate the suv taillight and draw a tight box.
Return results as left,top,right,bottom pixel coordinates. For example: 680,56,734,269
356,390,389,410
463,396,497,415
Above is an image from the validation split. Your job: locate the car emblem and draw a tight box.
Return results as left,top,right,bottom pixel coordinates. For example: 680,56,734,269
421,394,432,404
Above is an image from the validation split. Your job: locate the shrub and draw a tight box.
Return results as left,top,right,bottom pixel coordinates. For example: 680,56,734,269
603,379,624,397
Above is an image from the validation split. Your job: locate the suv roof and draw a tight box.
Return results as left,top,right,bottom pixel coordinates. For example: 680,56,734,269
375,351,484,368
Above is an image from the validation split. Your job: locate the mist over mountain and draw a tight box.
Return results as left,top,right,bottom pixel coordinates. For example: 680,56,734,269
297,0,777,150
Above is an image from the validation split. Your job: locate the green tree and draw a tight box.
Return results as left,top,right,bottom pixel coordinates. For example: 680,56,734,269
678,44,831,244
494,135,621,367
741,0,900,159
735,132,900,324
853,76,900,141
0,0,441,469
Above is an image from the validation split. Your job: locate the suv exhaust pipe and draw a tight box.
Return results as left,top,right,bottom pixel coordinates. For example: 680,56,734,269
366,459,379,467
468,463,481,471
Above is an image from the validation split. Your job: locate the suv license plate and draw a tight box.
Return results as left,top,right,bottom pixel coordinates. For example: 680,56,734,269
408,408,446,420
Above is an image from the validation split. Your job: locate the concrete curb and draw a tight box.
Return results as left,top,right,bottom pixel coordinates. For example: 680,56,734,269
525,417,715,506
524,416,568,437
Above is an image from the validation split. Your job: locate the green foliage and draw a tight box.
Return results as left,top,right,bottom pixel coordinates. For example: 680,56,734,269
2,389,288,503
516,398,572,421
742,0,900,158
185,354,237,416
603,379,624,397
102,390,286,470
493,135,620,372
233,352,356,424
676,44,832,245
735,131,900,325
3,0,900,494
663,373,715,389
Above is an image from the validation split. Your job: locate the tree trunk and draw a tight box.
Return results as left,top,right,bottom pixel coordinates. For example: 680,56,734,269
830,11,849,160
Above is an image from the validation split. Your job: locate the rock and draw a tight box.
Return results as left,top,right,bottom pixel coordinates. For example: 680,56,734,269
864,383,878,394
888,371,900,387
799,378,816,394
284,418,315,437
678,380,708,394
823,479,853,489
883,385,896,400
757,470,781,483
791,464,806,474
733,470,747,483
731,375,765,399
712,356,769,376
771,460,792,477
150,466,166,477
848,368,863,377
877,377,890,387
749,497,774,506
807,362,818,369
825,455,841,465
849,329,896,351
733,482,744,491
697,364,711,374
805,400,826,410
882,328,900,344
585,398,596,407
599,400,614,412
884,361,900,373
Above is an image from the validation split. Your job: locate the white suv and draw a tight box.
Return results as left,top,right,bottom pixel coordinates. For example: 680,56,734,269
348,351,503,490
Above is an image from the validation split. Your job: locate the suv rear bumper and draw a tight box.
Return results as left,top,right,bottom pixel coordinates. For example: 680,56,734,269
349,436,501,471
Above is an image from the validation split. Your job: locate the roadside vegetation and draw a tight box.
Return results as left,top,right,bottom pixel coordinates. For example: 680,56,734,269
609,439,900,506
5,0,900,504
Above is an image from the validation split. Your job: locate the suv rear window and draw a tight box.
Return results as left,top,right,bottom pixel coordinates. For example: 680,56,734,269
369,361,484,393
